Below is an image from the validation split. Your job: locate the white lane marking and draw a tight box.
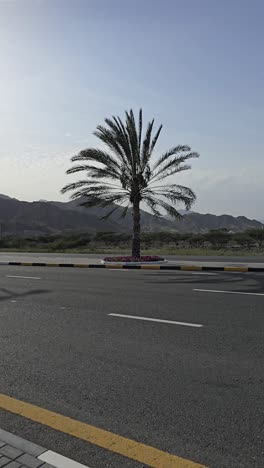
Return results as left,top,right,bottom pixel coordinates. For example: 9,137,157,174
38,450,90,468
6,275,41,280
10,300,17,303
185,272,216,275
109,313,203,328
194,289,264,296
149,270,217,275
107,268,216,275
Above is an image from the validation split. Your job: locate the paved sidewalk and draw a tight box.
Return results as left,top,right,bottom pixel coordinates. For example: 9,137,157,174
0,428,88,468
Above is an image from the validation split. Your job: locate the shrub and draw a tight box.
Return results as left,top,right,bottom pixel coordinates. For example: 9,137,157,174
247,229,264,249
204,230,230,249
104,255,164,263
233,232,252,249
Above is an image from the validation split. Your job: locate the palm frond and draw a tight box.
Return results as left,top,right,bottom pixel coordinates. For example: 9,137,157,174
79,165,120,180
125,109,139,167
80,193,128,208
101,205,121,220
66,165,120,181
156,200,182,218
143,183,196,214
120,203,130,218
80,192,129,213
148,183,196,199
106,116,133,167
61,180,90,194
93,126,127,165
141,119,154,169
61,179,122,194
149,124,162,156
152,145,191,170
71,148,120,170
149,164,192,183
144,195,162,217
151,152,199,182
138,109,142,155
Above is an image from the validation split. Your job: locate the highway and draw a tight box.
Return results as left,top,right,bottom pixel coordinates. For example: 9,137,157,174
0,265,263,467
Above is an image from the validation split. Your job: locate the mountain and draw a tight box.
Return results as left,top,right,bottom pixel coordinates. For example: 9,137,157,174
0,194,263,236
165,212,264,233
0,195,119,237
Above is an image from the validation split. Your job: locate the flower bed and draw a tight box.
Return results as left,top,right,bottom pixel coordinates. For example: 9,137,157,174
103,255,164,263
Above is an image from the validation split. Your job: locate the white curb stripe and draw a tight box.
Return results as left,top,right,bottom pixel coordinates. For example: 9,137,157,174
6,275,41,279
193,288,264,296
38,450,90,468
109,313,203,328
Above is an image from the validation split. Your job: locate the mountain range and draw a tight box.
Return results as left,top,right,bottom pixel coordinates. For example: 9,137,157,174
0,194,262,237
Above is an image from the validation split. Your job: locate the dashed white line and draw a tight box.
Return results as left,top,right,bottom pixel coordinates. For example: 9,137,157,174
109,313,203,328
194,288,264,296
182,271,217,275
106,268,217,275
38,450,90,468
147,270,217,275
6,275,41,280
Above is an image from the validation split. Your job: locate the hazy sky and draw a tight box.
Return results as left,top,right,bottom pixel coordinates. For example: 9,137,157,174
0,0,263,218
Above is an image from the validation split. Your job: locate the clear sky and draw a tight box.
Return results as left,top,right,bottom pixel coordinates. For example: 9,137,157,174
0,0,263,218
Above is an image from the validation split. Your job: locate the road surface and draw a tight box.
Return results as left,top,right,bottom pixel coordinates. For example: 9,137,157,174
0,265,263,467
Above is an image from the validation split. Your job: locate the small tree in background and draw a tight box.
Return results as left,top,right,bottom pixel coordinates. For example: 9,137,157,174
247,228,264,249
189,234,206,248
205,230,230,249
62,109,199,258
233,232,252,250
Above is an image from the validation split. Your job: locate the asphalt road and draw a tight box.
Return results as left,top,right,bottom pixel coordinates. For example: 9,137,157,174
0,266,264,467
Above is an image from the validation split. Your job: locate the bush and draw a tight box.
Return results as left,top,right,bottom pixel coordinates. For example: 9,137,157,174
204,230,230,249
247,229,264,249
189,234,205,248
233,232,252,249
104,255,164,263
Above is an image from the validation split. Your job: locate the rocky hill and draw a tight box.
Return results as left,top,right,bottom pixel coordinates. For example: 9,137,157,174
164,212,264,233
0,194,262,237
0,195,118,236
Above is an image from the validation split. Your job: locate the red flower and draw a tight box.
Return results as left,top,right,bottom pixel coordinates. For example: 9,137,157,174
104,255,164,262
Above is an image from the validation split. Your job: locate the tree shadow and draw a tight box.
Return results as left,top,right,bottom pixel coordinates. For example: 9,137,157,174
0,287,50,302
143,272,264,294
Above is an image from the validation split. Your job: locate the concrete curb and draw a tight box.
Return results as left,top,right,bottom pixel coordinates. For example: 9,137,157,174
0,427,90,467
2,261,264,272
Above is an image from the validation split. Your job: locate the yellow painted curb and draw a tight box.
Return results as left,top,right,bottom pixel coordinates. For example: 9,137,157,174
105,264,124,269
0,394,206,468
20,262,33,266
180,266,202,271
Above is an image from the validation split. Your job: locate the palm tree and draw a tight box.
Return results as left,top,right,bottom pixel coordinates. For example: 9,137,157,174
62,109,199,258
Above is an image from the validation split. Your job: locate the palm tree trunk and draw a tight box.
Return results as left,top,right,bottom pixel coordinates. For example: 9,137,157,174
132,198,141,258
